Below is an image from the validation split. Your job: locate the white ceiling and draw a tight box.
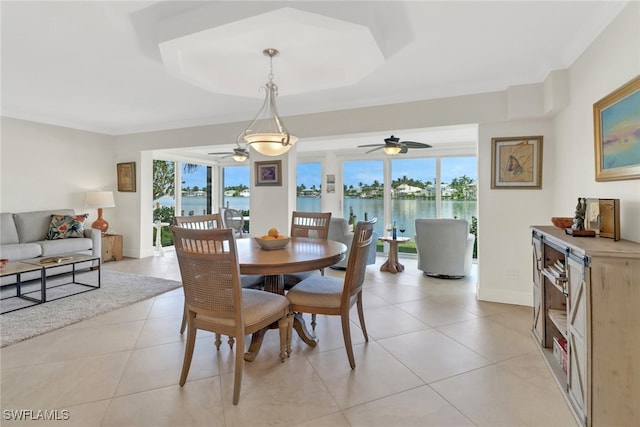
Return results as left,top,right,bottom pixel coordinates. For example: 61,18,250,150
0,1,629,154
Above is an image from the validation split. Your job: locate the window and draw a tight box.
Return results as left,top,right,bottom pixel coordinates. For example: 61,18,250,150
222,165,250,230
343,155,477,255
343,160,384,237
391,158,436,239
440,157,477,222
296,162,322,211
181,163,211,216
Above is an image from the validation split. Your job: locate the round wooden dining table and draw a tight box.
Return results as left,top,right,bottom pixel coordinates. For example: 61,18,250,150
235,236,347,361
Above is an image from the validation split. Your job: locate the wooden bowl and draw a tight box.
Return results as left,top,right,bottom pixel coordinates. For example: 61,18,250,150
551,217,574,229
254,236,290,250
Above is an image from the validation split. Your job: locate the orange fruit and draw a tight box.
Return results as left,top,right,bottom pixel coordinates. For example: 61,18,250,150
267,227,279,237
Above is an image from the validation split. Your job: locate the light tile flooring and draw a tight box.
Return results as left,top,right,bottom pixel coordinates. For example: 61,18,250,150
1,253,579,427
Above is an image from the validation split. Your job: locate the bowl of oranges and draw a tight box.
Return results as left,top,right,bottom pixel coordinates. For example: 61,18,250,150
255,228,290,250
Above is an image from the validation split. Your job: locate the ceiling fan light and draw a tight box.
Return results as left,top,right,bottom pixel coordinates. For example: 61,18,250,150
383,146,402,155
232,153,248,162
240,49,298,157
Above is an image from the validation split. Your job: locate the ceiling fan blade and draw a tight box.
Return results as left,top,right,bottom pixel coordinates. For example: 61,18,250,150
366,146,384,154
401,141,432,148
400,146,409,154
208,151,233,155
358,144,384,148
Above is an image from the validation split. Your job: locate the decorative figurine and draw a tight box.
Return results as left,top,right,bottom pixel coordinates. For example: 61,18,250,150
574,197,586,230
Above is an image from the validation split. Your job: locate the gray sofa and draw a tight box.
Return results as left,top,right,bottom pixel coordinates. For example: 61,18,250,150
0,209,101,285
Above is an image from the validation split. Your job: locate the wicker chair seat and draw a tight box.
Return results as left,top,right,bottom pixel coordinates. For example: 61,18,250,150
195,289,289,329
286,276,345,309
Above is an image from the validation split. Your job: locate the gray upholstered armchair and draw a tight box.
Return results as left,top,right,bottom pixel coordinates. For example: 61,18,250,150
414,218,475,278
328,217,377,270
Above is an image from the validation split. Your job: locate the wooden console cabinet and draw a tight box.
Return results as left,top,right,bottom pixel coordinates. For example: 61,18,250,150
102,233,123,262
531,226,639,427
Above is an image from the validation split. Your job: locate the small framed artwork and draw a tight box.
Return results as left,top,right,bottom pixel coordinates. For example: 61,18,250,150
585,198,601,234
255,160,282,186
598,198,621,241
117,162,136,192
326,174,335,184
491,136,543,189
593,75,640,182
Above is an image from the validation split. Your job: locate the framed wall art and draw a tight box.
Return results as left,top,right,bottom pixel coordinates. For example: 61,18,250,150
593,75,640,182
491,136,543,189
117,162,136,192
255,160,282,187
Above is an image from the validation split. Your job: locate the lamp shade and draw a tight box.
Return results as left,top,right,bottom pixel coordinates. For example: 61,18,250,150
86,191,115,208
383,146,402,155
245,133,298,156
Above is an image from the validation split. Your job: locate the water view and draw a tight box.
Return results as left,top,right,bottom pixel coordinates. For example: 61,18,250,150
163,196,476,239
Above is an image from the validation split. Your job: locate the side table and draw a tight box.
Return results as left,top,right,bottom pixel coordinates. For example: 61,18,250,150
102,234,123,262
154,222,170,256
379,236,410,274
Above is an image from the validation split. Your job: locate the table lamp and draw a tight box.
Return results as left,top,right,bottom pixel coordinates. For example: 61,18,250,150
86,191,115,234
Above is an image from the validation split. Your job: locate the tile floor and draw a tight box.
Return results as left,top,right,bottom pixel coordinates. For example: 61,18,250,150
1,252,579,426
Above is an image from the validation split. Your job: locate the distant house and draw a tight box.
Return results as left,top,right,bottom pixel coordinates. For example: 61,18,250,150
299,189,320,197
224,189,235,197
240,189,250,197
394,183,423,197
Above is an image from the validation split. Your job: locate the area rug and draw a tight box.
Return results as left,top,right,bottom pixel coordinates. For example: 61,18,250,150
0,270,181,347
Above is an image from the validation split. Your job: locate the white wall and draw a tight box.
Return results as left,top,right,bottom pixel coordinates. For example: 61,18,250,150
476,119,555,306
0,118,115,224
554,3,640,243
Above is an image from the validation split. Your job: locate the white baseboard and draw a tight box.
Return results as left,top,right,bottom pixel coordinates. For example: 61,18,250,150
477,287,532,307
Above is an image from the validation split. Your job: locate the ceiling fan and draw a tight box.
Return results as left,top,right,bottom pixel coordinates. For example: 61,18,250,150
358,135,432,155
208,146,250,162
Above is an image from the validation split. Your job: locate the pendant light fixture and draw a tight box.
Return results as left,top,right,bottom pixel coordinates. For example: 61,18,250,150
238,48,298,156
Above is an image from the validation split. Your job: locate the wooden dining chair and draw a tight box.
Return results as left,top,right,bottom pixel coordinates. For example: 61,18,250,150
174,213,223,230
285,219,376,369
284,211,332,288
284,211,333,329
174,214,264,337
171,226,292,405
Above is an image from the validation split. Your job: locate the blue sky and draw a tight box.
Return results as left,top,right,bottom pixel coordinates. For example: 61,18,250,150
182,157,477,189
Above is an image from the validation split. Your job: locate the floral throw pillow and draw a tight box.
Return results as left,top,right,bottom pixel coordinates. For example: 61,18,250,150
46,214,89,240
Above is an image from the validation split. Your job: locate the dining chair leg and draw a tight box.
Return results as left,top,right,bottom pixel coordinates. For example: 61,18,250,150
356,294,369,341
232,334,244,405
309,268,325,332
180,304,187,334
341,314,356,369
179,312,197,386
278,316,288,362
286,312,294,356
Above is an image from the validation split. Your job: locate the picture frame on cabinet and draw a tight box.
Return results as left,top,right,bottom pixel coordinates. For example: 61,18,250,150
593,75,640,182
491,136,543,189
